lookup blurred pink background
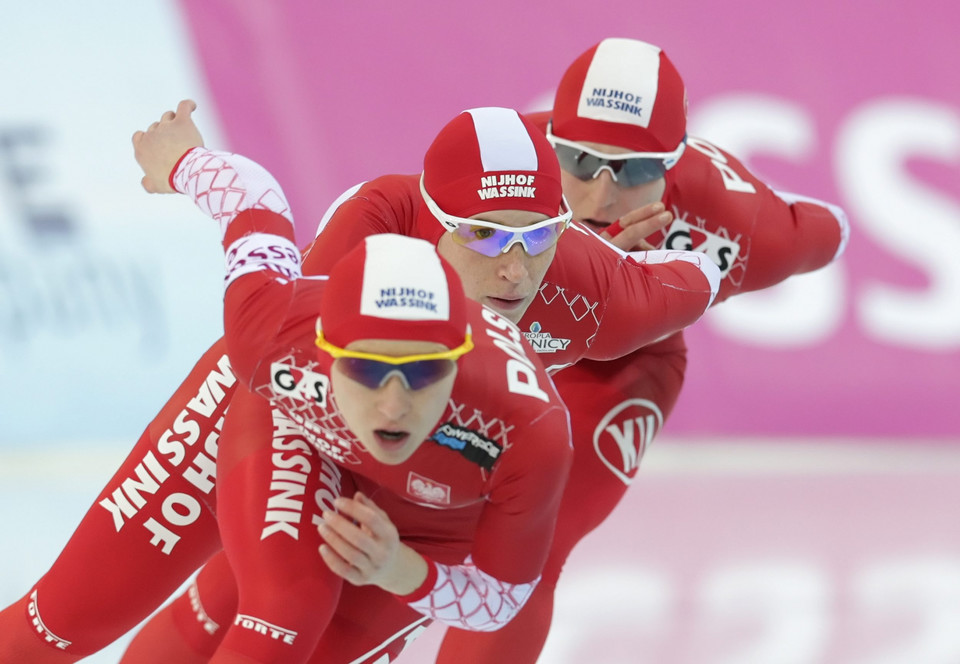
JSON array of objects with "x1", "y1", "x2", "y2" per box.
[{"x1": 178, "y1": 0, "x2": 960, "y2": 438}]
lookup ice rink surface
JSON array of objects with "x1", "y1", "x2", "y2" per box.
[{"x1": 4, "y1": 437, "x2": 960, "y2": 664}]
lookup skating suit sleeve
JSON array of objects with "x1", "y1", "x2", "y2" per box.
[
  {"x1": 169, "y1": 147, "x2": 310, "y2": 391},
  {"x1": 522, "y1": 226, "x2": 721, "y2": 370},
  {"x1": 650, "y1": 136, "x2": 850, "y2": 304}
]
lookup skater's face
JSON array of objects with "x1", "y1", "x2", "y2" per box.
[
  {"x1": 557, "y1": 140, "x2": 667, "y2": 235},
  {"x1": 437, "y1": 209, "x2": 558, "y2": 325},
  {"x1": 330, "y1": 338, "x2": 459, "y2": 465}
]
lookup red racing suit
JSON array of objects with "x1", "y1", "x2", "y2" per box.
[
  {"x1": 303, "y1": 171, "x2": 721, "y2": 370},
  {"x1": 0, "y1": 148, "x2": 574, "y2": 664},
  {"x1": 432, "y1": 114, "x2": 851, "y2": 663},
  {"x1": 0, "y1": 146, "x2": 717, "y2": 664},
  {"x1": 190, "y1": 148, "x2": 575, "y2": 661}
]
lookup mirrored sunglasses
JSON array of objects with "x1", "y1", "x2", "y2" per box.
[
  {"x1": 546, "y1": 123, "x2": 685, "y2": 188},
  {"x1": 316, "y1": 330, "x2": 474, "y2": 390},
  {"x1": 336, "y1": 357, "x2": 455, "y2": 390},
  {"x1": 420, "y1": 175, "x2": 572, "y2": 258}
]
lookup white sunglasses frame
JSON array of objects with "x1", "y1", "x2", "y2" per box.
[
  {"x1": 419, "y1": 174, "x2": 573, "y2": 256},
  {"x1": 545, "y1": 121, "x2": 687, "y2": 171}
]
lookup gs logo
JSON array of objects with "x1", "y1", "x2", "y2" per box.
[
  {"x1": 271, "y1": 362, "x2": 330, "y2": 405},
  {"x1": 663, "y1": 218, "x2": 741, "y2": 275}
]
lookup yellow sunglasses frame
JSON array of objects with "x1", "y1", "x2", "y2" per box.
[{"x1": 315, "y1": 330, "x2": 474, "y2": 365}]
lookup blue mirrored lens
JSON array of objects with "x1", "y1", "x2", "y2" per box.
[
  {"x1": 451, "y1": 224, "x2": 562, "y2": 257},
  {"x1": 337, "y1": 358, "x2": 454, "y2": 390}
]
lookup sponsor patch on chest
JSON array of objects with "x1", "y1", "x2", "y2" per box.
[
  {"x1": 523, "y1": 321, "x2": 572, "y2": 354},
  {"x1": 430, "y1": 422, "x2": 502, "y2": 470}
]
